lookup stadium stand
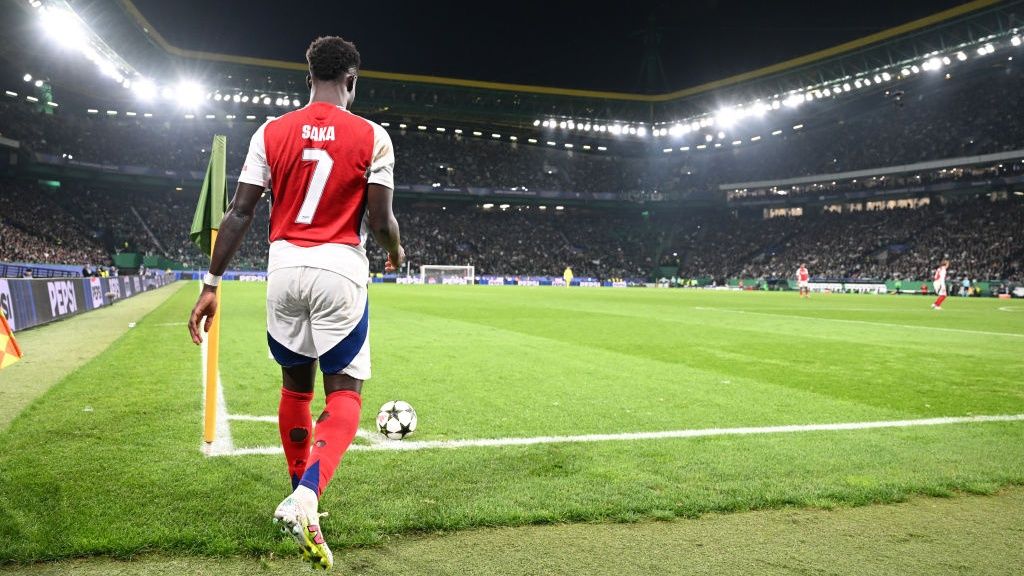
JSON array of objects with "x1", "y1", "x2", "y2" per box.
[{"x1": 1, "y1": 3, "x2": 1023, "y2": 287}]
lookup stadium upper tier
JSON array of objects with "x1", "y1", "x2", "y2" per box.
[{"x1": 2, "y1": 58, "x2": 1023, "y2": 203}]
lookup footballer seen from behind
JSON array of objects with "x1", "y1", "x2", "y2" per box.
[{"x1": 187, "y1": 36, "x2": 404, "y2": 570}]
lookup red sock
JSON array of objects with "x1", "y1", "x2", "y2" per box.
[
  {"x1": 278, "y1": 388, "x2": 313, "y2": 490},
  {"x1": 298, "y1": 390, "x2": 362, "y2": 497},
  {"x1": 934, "y1": 295, "x2": 947, "y2": 307}
]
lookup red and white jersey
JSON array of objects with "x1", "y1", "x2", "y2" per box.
[
  {"x1": 797, "y1": 267, "x2": 809, "y2": 282},
  {"x1": 933, "y1": 265, "x2": 947, "y2": 282},
  {"x1": 238, "y1": 102, "x2": 394, "y2": 284}
]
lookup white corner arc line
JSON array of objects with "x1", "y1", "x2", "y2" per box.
[
  {"x1": 207, "y1": 414, "x2": 1024, "y2": 457},
  {"x1": 694, "y1": 306, "x2": 1024, "y2": 338},
  {"x1": 356, "y1": 428, "x2": 385, "y2": 445},
  {"x1": 227, "y1": 414, "x2": 278, "y2": 423}
]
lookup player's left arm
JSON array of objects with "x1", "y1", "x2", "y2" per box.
[{"x1": 187, "y1": 181, "x2": 264, "y2": 345}]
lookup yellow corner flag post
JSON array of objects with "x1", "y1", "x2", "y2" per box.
[
  {"x1": 0, "y1": 311, "x2": 23, "y2": 370},
  {"x1": 189, "y1": 135, "x2": 228, "y2": 444}
]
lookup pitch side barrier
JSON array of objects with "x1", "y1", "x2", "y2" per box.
[
  {"x1": 718, "y1": 277, "x2": 1013, "y2": 297},
  {"x1": 0, "y1": 273, "x2": 176, "y2": 332},
  {"x1": 173, "y1": 271, "x2": 644, "y2": 288}
]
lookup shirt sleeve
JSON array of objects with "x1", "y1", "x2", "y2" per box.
[
  {"x1": 367, "y1": 122, "x2": 395, "y2": 189},
  {"x1": 238, "y1": 122, "x2": 270, "y2": 188}
]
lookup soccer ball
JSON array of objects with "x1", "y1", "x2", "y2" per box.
[{"x1": 376, "y1": 400, "x2": 417, "y2": 440}]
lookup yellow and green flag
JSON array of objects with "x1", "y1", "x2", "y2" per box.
[
  {"x1": 0, "y1": 311, "x2": 22, "y2": 370},
  {"x1": 189, "y1": 135, "x2": 228, "y2": 254}
]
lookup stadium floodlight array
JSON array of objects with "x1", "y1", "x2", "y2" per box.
[{"x1": 540, "y1": 28, "x2": 1022, "y2": 146}]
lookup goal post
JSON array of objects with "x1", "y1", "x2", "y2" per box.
[{"x1": 420, "y1": 265, "x2": 476, "y2": 285}]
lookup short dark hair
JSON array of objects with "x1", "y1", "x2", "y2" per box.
[{"x1": 306, "y1": 36, "x2": 360, "y2": 81}]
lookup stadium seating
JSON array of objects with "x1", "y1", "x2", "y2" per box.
[{"x1": 1, "y1": 56, "x2": 1022, "y2": 282}]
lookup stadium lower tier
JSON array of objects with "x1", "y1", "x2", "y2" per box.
[{"x1": 1, "y1": 179, "x2": 1021, "y2": 283}]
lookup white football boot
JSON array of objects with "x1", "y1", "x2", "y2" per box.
[{"x1": 273, "y1": 486, "x2": 333, "y2": 570}]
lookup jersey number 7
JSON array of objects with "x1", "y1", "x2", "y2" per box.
[{"x1": 295, "y1": 148, "x2": 334, "y2": 224}]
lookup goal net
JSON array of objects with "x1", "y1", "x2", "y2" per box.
[{"x1": 420, "y1": 265, "x2": 476, "y2": 285}]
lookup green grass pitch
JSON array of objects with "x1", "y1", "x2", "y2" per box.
[{"x1": 0, "y1": 283, "x2": 1022, "y2": 563}]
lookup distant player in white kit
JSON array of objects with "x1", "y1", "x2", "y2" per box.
[
  {"x1": 187, "y1": 36, "x2": 403, "y2": 570},
  {"x1": 796, "y1": 263, "x2": 810, "y2": 298},
  {"x1": 932, "y1": 259, "x2": 950, "y2": 310}
]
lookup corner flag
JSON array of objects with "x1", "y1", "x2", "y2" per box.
[
  {"x1": 190, "y1": 135, "x2": 228, "y2": 253},
  {"x1": 191, "y1": 135, "x2": 228, "y2": 444},
  {"x1": 0, "y1": 311, "x2": 22, "y2": 370}
]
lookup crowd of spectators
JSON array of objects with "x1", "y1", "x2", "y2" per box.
[
  {"x1": 362, "y1": 205, "x2": 656, "y2": 279},
  {"x1": 662, "y1": 198, "x2": 1023, "y2": 282},
  {"x1": 3, "y1": 172, "x2": 1020, "y2": 284},
  {"x1": 0, "y1": 181, "x2": 109, "y2": 265}
]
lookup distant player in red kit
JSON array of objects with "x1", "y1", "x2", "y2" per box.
[
  {"x1": 187, "y1": 36, "x2": 403, "y2": 570},
  {"x1": 932, "y1": 259, "x2": 949, "y2": 310},
  {"x1": 797, "y1": 264, "x2": 810, "y2": 298}
]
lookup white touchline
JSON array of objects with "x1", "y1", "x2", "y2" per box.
[
  {"x1": 206, "y1": 414, "x2": 1024, "y2": 457},
  {"x1": 695, "y1": 306, "x2": 1024, "y2": 338}
]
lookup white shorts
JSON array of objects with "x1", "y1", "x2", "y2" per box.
[
  {"x1": 798, "y1": 280, "x2": 809, "y2": 289},
  {"x1": 933, "y1": 280, "x2": 946, "y2": 296},
  {"x1": 266, "y1": 266, "x2": 370, "y2": 379}
]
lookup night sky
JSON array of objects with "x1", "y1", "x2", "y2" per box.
[{"x1": 132, "y1": 0, "x2": 966, "y2": 93}]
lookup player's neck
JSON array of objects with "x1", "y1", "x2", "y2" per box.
[{"x1": 308, "y1": 84, "x2": 349, "y2": 109}]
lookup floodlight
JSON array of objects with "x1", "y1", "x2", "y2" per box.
[
  {"x1": 174, "y1": 81, "x2": 204, "y2": 108},
  {"x1": 715, "y1": 108, "x2": 738, "y2": 128},
  {"x1": 134, "y1": 78, "x2": 157, "y2": 101},
  {"x1": 40, "y1": 7, "x2": 89, "y2": 51}
]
